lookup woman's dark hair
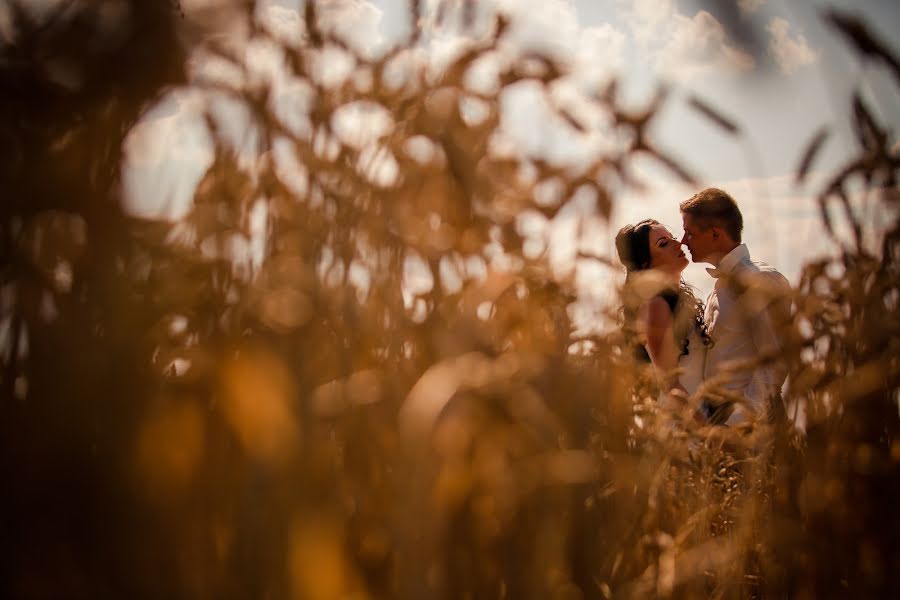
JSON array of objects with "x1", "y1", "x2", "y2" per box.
[
  {"x1": 615, "y1": 219, "x2": 657, "y2": 273},
  {"x1": 615, "y1": 219, "x2": 710, "y2": 359}
]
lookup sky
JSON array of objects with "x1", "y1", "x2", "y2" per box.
[{"x1": 119, "y1": 0, "x2": 900, "y2": 329}]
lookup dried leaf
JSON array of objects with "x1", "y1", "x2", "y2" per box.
[
  {"x1": 304, "y1": 0, "x2": 322, "y2": 47},
  {"x1": 648, "y1": 148, "x2": 698, "y2": 186},
  {"x1": 851, "y1": 91, "x2": 884, "y2": 153},
  {"x1": 687, "y1": 95, "x2": 740, "y2": 136},
  {"x1": 834, "y1": 184, "x2": 863, "y2": 251},
  {"x1": 557, "y1": 107, "x2": 587, "y2": 133},
  {"x1": 795, "y1": 127, "x2": 830, "y2": 185},
  {"x1": 825, "y1": 9, "x2": 900, "y2": 86}
]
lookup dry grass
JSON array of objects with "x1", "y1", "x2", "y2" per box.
[{"x1": 0, "y1": 2, "x2": 897, "y2": 598}]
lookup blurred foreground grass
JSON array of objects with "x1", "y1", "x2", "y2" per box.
[{"x1": 0, "y1": 2, "x2": 898, "y2": 598}]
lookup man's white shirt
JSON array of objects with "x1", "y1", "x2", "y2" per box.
[{"x1": 703, "y1": 244, "x2": 791, "y2": 425}]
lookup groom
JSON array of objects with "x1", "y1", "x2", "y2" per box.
[{"x1": 680, "y1": 188, "x2": 791, "y2": 426}]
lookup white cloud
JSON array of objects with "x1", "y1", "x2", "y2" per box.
[
  {"x1": 655, "y1": 11, "x2": 756, "y2": 80},
  {"x1": 577, "y1": 23, "x2": 627, "y2": 80},
  {"x1": 409, "y1": 1, "x2": 630, "y2": 175},
  {"x1": 259, "y1": 4, "x2": 304, "y2": 47},
  {"x1": 767, "y1": 17, "x2": 819, "y2": 74},
  {"x1": 124, "y1": 91, "x2": 213, "y2": 169},
  {"x1": 307, "y1": 44, "x2": 357, "y2": 88},
  {"x1": 417, "y1": 0, "x2": 628, "y2": 98},
  {"x1": 497, "y1": 0, "x2": 582, "y2": 62},
  {"x1": 122, "y1": 90, "x2": 216, "y2": 220},
  {"x1": 319, "y1": 0, "x2": 384, "y2": 57},
  {"x1": 617, "y1": 1, "x2": 756, "y2": 81},
  {"x1": 424, "y1": 0, "x2": 626, "y2": 76},
  {"x1": 738, "y1": 0, "x2": 766, "y2": 17},
  {"x1": 258, "y1": 0, "x2": 384, "y2": 57},
  {"x1": 424, "y1": 30, "x2": 476, "y2": 77},
  {"x1": 331, "y1": 101, "x2": 394, "y2": 150},
  {"x1": 498, "y1": 1, "x2": 629, "y2": 92},
  {"x1": 618, "y1": 0, "x2": 676, "y2": 47}
]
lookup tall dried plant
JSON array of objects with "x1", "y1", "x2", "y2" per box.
[{"x1": 0, "y1": 2, "x2": 897, "y2": 598}]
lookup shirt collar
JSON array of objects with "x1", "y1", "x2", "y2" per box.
[{"x1": 706, "y1": 244, "x2": 749, "y2": 279}]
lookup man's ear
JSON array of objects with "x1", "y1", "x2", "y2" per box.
[{"x1": 711, "y1": 227, "x2": 719, "y2": 240}]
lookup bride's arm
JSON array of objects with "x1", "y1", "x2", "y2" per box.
[{"x1": 641, "y1": 296, "x2": 688, "y2": 401}]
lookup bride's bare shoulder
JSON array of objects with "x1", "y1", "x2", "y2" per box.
[{"x1": 642, "y1": 295, "x2": 674, "y2": 329}]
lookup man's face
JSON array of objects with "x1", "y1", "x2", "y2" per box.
[{"x1": 680, "y1": 213, "x2": 716, "y2": 263}]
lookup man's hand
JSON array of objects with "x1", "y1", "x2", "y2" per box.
[
  {"x1": 703, "y1": 424, "x2": 744, "y2": 452},
  {"x1": 658, "y1": 387, "x2": 688, "y2": 412},
  {"x1": 690, "y1": 407, "x2": 707, "y2": 425}
]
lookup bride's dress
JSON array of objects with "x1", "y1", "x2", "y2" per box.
[
  {"x1": 647, "y1": 325, "x2": 706, "y2": 427},
  {"x1": 649, "y1": 323, "x2": 706, "y2": 414},
  {"x1": 677, "y1": 325, "x2": 707, "y2": 395}
]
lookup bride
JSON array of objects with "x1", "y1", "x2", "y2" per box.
[{"x1": 615, "y1": 219, "x2": 710, "y2": 417}]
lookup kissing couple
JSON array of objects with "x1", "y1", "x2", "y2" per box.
[{"x1": 616, "y1": 187, "x2": 792, "y2": 427}]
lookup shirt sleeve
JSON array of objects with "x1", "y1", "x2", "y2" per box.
[{"x1": 724, "y1": 269, "x2": 791, "y2": 425}]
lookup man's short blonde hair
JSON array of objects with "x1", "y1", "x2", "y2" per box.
[{"x1": 679, "y1": 188, "x2": 743, "y2": 243}]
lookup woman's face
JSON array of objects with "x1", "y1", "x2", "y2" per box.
[{"x1": 648, "y1": 224, "x2": 688, "y2": 274}]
